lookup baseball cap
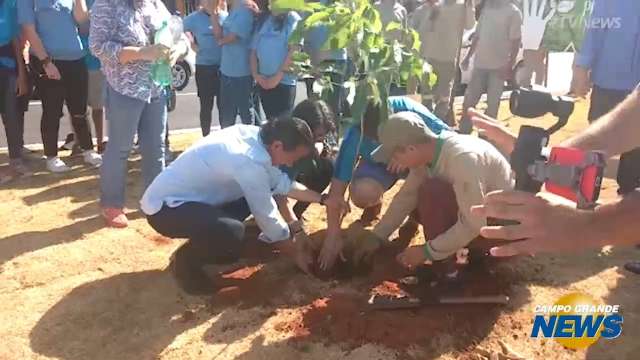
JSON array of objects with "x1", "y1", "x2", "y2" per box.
[{"x1": 371, "y1": 111, "x2": 435, "y2": 163}]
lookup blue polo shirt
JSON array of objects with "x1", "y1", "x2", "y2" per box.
[
  {"x1": 575, "y1": 0, "x2": 640, "y2": 91},
  {"x1": 250, "y1": 12, "x2": 301, "y2": 86},
  {"x1": 17, "y1": 0, "x2": 85, "y2": 61},
  {"x1": 220, "y1": 2, "x2": 254, "y2": 77},
  {"x1": 0, "y1": 0, "x2": 19, "y2": 47},
  {"x1": 183, "y1": 9, "x2": 228, "y2": 66},
  {"x1": 333, "y1": 96, "x2": 450, "y2": 183}
]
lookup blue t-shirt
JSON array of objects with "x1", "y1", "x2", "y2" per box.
[
  {"x1": 183, "y1": 9, "x2": 227, "y2": 66},
  {"x1": 0, "y1": 0, "x2": 19, "y2": 47},
  {"x1": 250, "y1": 12, "x2": 300, "y2": 86},
  {"x1": 220, "y1": 2, "x2": 254, "y2": 77},
  {"x1": 17, "y1": 0, "x2": 85, "y2": 60},
  {"x1": 333, "y1": 96, "x2": 450, "y2": 183}
]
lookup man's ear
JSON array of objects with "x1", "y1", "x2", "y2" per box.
[{"x1": 271, "y1": 140, "x2": 284, "y2": 153}]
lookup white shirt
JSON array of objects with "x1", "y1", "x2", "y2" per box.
[{"x1": 140, "y1": 125, "x2": 292, "y2": 243}]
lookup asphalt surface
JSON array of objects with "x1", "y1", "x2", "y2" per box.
[
  {"x1": 2, "y1": 52, "x2": 574, "y2": 149},
  {"x1": 2, "y1": 80, "x2": 309, "y2": 148}
]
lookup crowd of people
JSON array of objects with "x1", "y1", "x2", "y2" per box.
[{"x1": 0, "y1": 0, "x2": 639, "y2": 294}]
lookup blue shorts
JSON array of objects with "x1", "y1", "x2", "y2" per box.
[{"x1": 352, "y1": 160, "x2": 406, "y2": 190}]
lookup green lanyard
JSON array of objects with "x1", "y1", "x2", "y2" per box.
[{"x1": 428, "y1": 134, "x2": 445, "y2": 173}]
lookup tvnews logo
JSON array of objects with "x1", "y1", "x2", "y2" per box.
[{"x1": 531, "y1": 293, "x2": 623, "y2": 349}]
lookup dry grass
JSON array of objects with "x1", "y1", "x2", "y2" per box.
[{"x1": 0, "y1": 98, "x2": 638, "y2": 360}]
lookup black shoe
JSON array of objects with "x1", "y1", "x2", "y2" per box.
[
  {"x1": 170, "y1": 244, "x2": 218, "y2": 295},
  {"x1": 624, "y1": 261, "x2": 640, "y2": 275}
]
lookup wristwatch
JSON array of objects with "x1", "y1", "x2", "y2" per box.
[
  {"x1": 320, "y1": 193, "x2": 329, "y2": 206},
  {"x1": 41, "y1": 56, "x2": 52, "y2": 66}
]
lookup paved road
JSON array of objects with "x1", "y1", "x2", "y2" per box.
[
  {"x1": 2, "y1": 80, "x2": 309, "y2": 148},
  {"x1": 2, "y1": 52, "x2": 574, "y2": 149}
]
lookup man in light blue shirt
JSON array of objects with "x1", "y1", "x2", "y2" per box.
[
  {"x1": 573, "y1": 0, "x2": 640, "y2": 194},
  {"x1": 142, "y1": 117, "x2": 347, "y2": 295}
]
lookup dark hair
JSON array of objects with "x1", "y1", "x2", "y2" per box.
[
  {"x1": 260, "y1": 117, "x2": 314, "y2": 152},
  {"x1": 363, "y1": 99, "x2": 383, "y2": 140},
  {"x1": 292, "y1": 99, "x2": 336, "y2": 136}
]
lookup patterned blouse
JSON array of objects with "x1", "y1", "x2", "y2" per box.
[{"x1": 89, "y1": 0, "x2": 171, "y2": 102}]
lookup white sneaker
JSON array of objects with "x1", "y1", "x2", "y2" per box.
[
  {"x1": 46, "y1": 157, "x2": 71, "y2": 173},
  {"x1": 83, "y1": 150, "x2": 102, "y2": 167}
]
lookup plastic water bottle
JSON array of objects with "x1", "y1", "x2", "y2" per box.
[{"x1": 151, "y1": 16, "x2": 184, "y2": 87}]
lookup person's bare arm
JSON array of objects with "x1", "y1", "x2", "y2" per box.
[
  {"x1": 21, "y1": 25, "x2": 48, "y2": 60},
  {"x1": 185, "y1": 32, "x2": 198, "y2": 52},
  {"x1": 471, "y1": 190, "x2": 640, "y2": 256},
  {"x1": 275, "y1": 195, "x2": 297, "y2": 224},
  {"x1": 325, "y1": 178, "x2": 349, "y2": 239},
  {"x1": 73, "y1": 0, "x2": 90, "y2": 24},
  {"x1": 562, "y1": 89, "x2": 640, "y2": 156},
  {"x1": 210, "y1": 11, "x2": 237, "y2": 45},
  {"x1": 13, "y1": 37, "x2": 29, "y2": 96}
]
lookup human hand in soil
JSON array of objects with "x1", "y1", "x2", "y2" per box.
[
  {"x1": 469, "y1": 108, "x2": 516, "y2": 154},
  {"x1": 322, "y1": 194, "x2": 350, "y2": 218},
  {"x1": 470, "y1": 190, "x2": 593, "y2": 256},
  {"x1": 293, "y1": 231, "x2": 316, "y2": 275},
  {"x1": 352, "y1": 232, "x2": 384, "y2": 266},
  {"x1": 396, "y1": 245, "x2": 431, "y2": 269},
  {"x1": 318, "y1": 234, "x2": 346, "y2": 271}
]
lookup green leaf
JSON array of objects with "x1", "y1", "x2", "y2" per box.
[
  {"x1": 304, "y1": 11, "x2": 332, "y2": 27},
  {"x1": 410, "y1": 29, "x2": 421, "y2": 52},
  {"x1": 271, "y1": 0, "x2": 307, "y2": 12},
  {"x1": 271, "y1": 0, "x2": 325, "y2": 12},
  {"x1": 385, "y1": 21, "x2": 402, "y2": 32}
]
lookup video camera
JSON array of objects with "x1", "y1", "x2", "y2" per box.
[{"x1": 508, "y1": 87, "x2": 605, "y2": 209}]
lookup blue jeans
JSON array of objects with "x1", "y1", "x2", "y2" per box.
[
  {"x1": 259, "y1": 83, "x2": 296, "y2": 120},
  {"x1": 100, "y1": 85, "x2": 167, "y2": 208},
  {"x1": 219, "y1": 74, "x2": 255, "y2": 128}
]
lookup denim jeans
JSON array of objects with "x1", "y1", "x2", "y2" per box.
[
  {"x1": 219, "y1": 74, "x2": 255, "y2": 128},
  {"x1": 100, "y1": 85, "x2": 167, "y2": 208},
  {"x1": 31, "y1": 58, "x2": 94, "y2": 157},
  {"x1": 259, "y1": 83, "x2": 296, "y2": 120}
]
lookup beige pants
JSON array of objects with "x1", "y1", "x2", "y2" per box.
[
  {"x1": 428, "y1": 59, "x2": 456, "y2": 119},
  {"x1": 459, "y1": 68, "x2": 505, "y2": 133}
]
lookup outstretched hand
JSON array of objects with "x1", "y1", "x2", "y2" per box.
[
  {"x1": 470, "y1": 190, "x2": 591, "y2": 257},
  {"x1": 468, "y1": 108, "x2": 517, "y2": 154}
]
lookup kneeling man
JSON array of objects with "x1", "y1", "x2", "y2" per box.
[
  {"x1": 141, "y1": 118, "x2": 347, "y2": 295},
  {"x1": 354, "y1": 112, "x2": 514, "y2": 269}
]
